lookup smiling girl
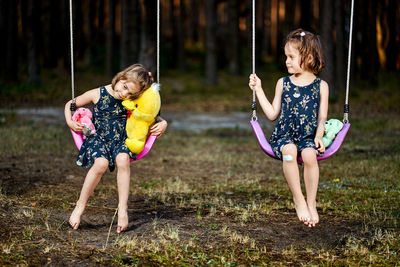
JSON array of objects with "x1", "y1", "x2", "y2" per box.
[{"x1": 64, "y1": 64, "x2": 167, "y2": 233}]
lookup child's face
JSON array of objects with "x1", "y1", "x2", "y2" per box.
[
  {"x1": 284, "y1": 43, "x2": 303, "y2": 75},
  {"x1": 114, "y1": 79, "x2": 140, "y2": 100}
]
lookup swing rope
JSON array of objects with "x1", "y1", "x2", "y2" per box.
[
  {"x1": 157, "y1": 0, "x2": 160, "y2": 84},
  {"x1": 251, "y1": 0, "x2": 257, "y2": 121},
  {"x1": 251, "y1": 0, "x2": 354, "y2": 124},
  {"x1": 69, "y1": 0, "x2": 75, "y2": 111},
  {"x1": 344, "y1": 0, "x2": 354, "y2": 123}
]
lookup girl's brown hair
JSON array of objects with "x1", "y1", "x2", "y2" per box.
[
  {"x1": 111, "y1": 64, "x2": 154, "y2": 100},
  {"x1": 285, "y1": 29, "x2": 325, "y2": 74}
]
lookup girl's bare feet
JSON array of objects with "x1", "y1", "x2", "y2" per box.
[
  {"x1": 117, "y1": 206, "x2": 129, "y2": 233},
  {"x1": 294, "y1": 198, "x2": 311, "y2": 226},
  {"x1": 307, "y1": 202, "x2": 319, "y2": 227},
  {"x1": 69, "y1": 202, "x2": 85, "y2": 230}
]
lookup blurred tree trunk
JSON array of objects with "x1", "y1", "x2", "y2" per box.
[
  {"x1": 42, "y1": 0, "x2": 61, "y2": 68},
  {"x1": 246, "y1": 0, "x2": 252, "y2": 67},
  {"x1": 276, "y1": 0, "x2": 284, "y2": 62},
  {"x1": 320, "y1": 0, "x2": 335, "y2": 97},
  {"x1": 76, "y1": 1, "x2": 86, "y2": 60},
  {"x1": 334, "y1": 0, "x2": 345, "y2": 91},
  {"x1": 300, "y1": 0, "x2": 311, "y2": 30},
  {"x1": 106, "y1": 0, "x2": 116, "y2": 76},
  {"x1": 87, "y1": 0, "x2": 97, "y2": 65},
  {"x1": 188, "y1": 0, "x2": 200, "y2": 43},
  {"x1": 264, "y1": 0, "x2": 272, "y2": 56},
  {"x1": 169, "y1": 0, "x2": 186, "y2": 71},
  {"x1": 140, "y1": 0, "x2": 157, "y2": 75},
  {"x1": 270, "y1": 0, "x2": 278, "y2": 56},
  {"x1": 177, "y1": 0, "x2": 186, "y2": 72},
  {"x1": 386, "y1": 0, "x2": 399, "y2": 71},
  {"x1": 60, "y1": 0, "x2": 69, "y2": 70},
  {"x1": 170, "y1": 0, "x2": 178, "y2": 68},
  {"x1": 284, "y1": 0, "x2": 295, "y2": 32},
  {"x1": 88, "y1": 0, "x2": 105, "y2": 66},
  {"x1": 359, "y1": 0, "x2": 379, "y2": 85},
  {"x1": 120, "y1": 0, "x2": 140, "y2": 70},
  {"x1": 257, "y1": 0, "x2": 266, "y2": 68},
  {"x1": 97, "y1": 0, "x2": 105, "y2": 42},
  {"x1": 26, "y1": 0, "x2": 41, "y2": 84},
  {"x1": 205, "y1": 0, "x2": 217, "y2": 85},
  {"x1": 227, "y1": 0, "x2": 239, "y2": 75},
  {"x1": 0, "y1": 0, "x2": 5, "y2": 80},
  {"x1": 0, "y1": 0, "x2": 18, "y2": 82}
]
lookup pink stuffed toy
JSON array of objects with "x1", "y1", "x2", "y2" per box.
[{"x1": 71, "y1": 107, "x2": 96, "y2": 138}]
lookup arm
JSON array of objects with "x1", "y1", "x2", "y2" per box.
[
  {"x1": 64, "y1": 88, "x2": 100, "y2": 132},
  {"x1": 314, "y1": 80, "x2": 329, "y2": 152},
  {"x1": 249, "y1": 74, "x2": 283, "y2": 121},
  {"x1": 149, "y1": 116, "x2": 167, "y2": 137}
]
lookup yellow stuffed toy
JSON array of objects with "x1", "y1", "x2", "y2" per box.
[{"x1": 122, "y1": 83, "x2": 161, "y2": 154}]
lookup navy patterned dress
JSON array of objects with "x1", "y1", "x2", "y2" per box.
[
  {"x1": 76, "y1": 86, "x2": 135, "y2": 171},
  {"x1": 270, "y1": 76, "x2": 321, "y2": 159}
]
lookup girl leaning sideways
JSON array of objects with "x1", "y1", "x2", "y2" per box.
[
  {"x1": 64, "y1": 64, "x2": 167, "y2": 233},
  {"x1": 249, "y1": 29, "x2": 329, "y2": 227}
]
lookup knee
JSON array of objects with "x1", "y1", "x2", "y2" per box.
[
  {"x1": 281, "y1": 144, "x2": 297, "y2": 163},
  {"x1": 301, "y1": 148, "x2": 317, "y2": 166},
  {"x1": 116, "y1": 153, "x2": 130, "y2": 170},
  {"x1": 93, "y1": 157, "x2": 109, "y2": 174}
]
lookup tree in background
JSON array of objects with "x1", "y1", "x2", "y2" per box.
[
  {"x1": 205, "y1": 0, "x2": 217, "y2": 85},
  {"x1": 120, "y1": 0, "x2": 140, "y2": 70},
  {"x1": 1, "y1": 0, "x2": 399, "y2": 93},
  {"x1": 320, "y1": 0, "x2": 334, "y2": 97},
  {"x1": 0, "y1": 0, "x2": 19, "y2": 82}
]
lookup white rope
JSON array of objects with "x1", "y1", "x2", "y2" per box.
[
  {"x1": 344, "y1": 0, "x2": 354, "y2": 123},
  {"x1": 157, "y1": 0, "x2": 160, "y2": 84},
  {"x1": 252, "y1": 0, "x2": 255, "y2": 75},
  {"x1": 251, "y1": 0, "x2": 257, "y2": 121},
  {"x1": 69, "y1": 0, "x2": 75, "y2": 101}
]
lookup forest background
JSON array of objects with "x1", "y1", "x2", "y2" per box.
[
  {"x1": 1, "y1": 0, "x2": 399, "y2": 109},
  {"x1": 1, "y1": 0, "x2": 400, "y2": 265}
]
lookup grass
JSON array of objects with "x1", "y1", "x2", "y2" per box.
[
  {"x1": 0, "y1": 116, "x2": 399, "y2": 265},
  {"x1": 0, "y1": 69, "x2": 400, "y2": 265}
]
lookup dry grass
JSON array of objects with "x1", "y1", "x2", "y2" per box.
[{"x1": 1, "y1": 78, "x2": 400, "y2": 265}]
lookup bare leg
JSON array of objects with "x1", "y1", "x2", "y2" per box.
[
  {"x1": 115, "y1": 153, "x2": 131, "y2": 233},
  {"x1": 281, "y1": 144, "x2": 311, "y2": 226},
  {"x1": 302, "y1": 148, "x2": 319, "y2": 227},
  {"x1": 69, "y1": 157, "x2": 109, "y2": 229}
]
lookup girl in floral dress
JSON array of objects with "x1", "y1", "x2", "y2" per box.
[
  {"x1": 249, "y1": 29, "x2": 329, "y2": 227},
  {"x1": 64, "y1": 64, "x2": 167, "y2": 233}
]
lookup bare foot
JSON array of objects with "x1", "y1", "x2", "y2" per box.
[
  {"x1": 294, "y1": 199, "x2": 311, "y2": 226},
  {"x1": 117, "y1": 206, "x2": 129, "y2": 233},
  {"x1": 69, "y1": 202, "x2": 85, "y2": 230},
  {"x1": 307, "y1": 202, "x2": 319, "y2": 227}
]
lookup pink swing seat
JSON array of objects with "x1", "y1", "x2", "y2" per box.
[
  {"x1": 70, "y1": 130, "x2": 157, "y2": 162},
  {"x1": 250, "y1": 120, "x2": 350, "y2": 163}
]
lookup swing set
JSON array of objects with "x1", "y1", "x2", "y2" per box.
[
  {"x1": 68, "y1": 0, "x2": 353, "y2": 163},
  {"x1": 249, "y1": 0, "x2": 354, "y2": 163},
  {"x1": 68, "y1": 0, "x2": 161, "y2": 161}
]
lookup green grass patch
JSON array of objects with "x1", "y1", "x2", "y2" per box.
[{"x1": 0, "y1": 69, "x2": 399, "y2": 265}]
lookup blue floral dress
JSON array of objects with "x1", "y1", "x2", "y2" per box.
[
  {"x1": 270, "y1": 76, "x2": 321, "y2": 159},
  {"x1": 76, "y1": 86, "x2": 135, "y2": 171}
]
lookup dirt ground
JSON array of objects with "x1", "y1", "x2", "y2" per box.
[{"x1": 0, "y1": 129, "x2": 376, "y2": 266}]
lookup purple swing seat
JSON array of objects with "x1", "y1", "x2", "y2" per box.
[
  {"x1": 250, "y1": 120, "x2": 350, "y2": 163},
  {"x1": 70, "y1": 130, "x2": 157, "y2": 162}
]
